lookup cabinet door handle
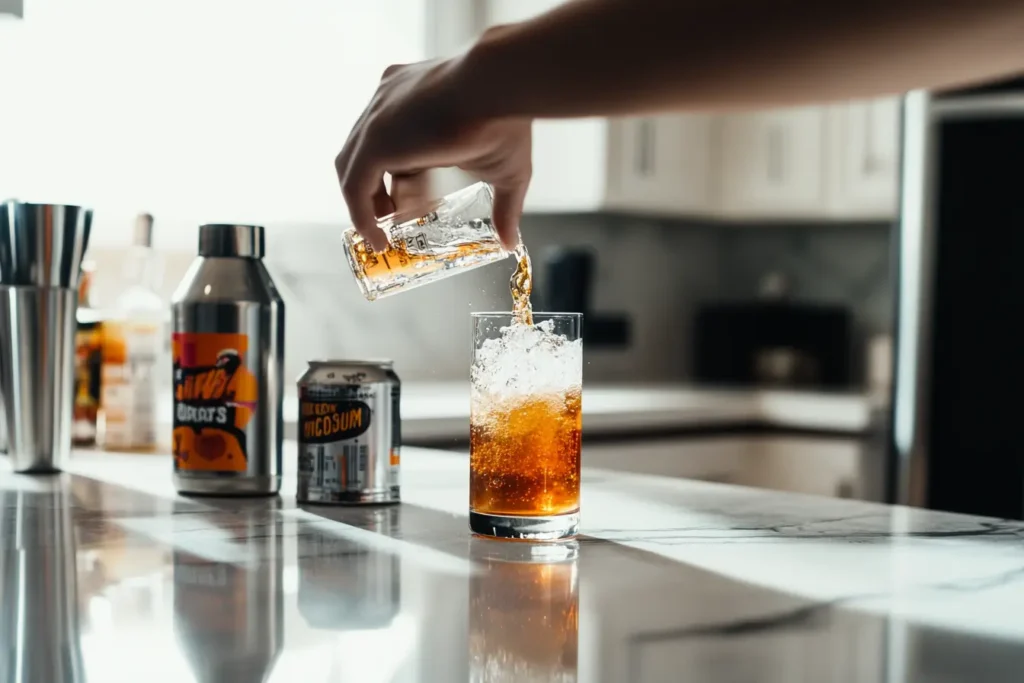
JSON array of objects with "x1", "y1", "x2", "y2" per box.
[
  {"x1": 767, "y1": 124, "x2": 785, "y2": 183},
  {"x1": 635, "y1": 119, "x2": 656, "y2": 177},
  {"x1": 862, "y1": 104, "x2": 884, "y2": 175}
]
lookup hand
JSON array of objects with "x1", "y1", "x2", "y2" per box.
[{"x1": 336, "y1": 58, "x2": 532, "y2": 252}]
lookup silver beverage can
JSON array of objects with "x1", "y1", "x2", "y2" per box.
[
  {"x1": 170, "y1": 224, "x2": 285, "y2": 496},
  {"x1": 296, "y1": 360, "x2": 400, "y2": 504}
]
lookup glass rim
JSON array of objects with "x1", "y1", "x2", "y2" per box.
[{"x1": 470, "y1": 311, "x2": 583, "y2": 319}]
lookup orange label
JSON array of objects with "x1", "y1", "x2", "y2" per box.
[{"x1": 172, "y1": 333, "x2": 258, "y2": 473}]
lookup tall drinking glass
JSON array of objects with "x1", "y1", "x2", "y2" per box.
[{"x1": 470, "y1": 312, "x2": 583, "y2": 540}]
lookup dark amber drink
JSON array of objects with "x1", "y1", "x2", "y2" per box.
[
  {"x1": 470, "y1": 390, "x2": 582, "y2": 517},
  {"x1": 470, "y1": 313, "x2": 583, "y2": 540}
]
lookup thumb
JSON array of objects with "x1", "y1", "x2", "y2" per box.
[{"x1": 491, "y1": 181, "x2": 528, "y2": 251}]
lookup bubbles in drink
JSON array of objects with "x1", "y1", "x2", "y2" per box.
[
  {"x1": 471, "y1": 319, "x2": 582, "y2": 400},
  {"x1": 470, "y1": 319, "x2": 583, "y2": 518}
]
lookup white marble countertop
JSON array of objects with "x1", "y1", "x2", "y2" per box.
[
  {"x1": 2, "y1": 445, "x2": 1021, "y2": 682},
  {"x1": 162, "y1": 383, "x2": 885, "y2": 445}
]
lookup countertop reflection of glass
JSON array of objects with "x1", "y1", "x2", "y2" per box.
[
  {"x1": 468, "y1": 539, "x2": 579, "y2": 683},
  {"x1": 0, "y1": 481, "x2": 86, "y2": 683}
]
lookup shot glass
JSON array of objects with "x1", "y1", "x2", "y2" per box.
[
  {"x1": 343, "y1": 182, "x2": 514, "y2": 301},
  {"x1": 469, "y1": 312, "x2": 583, "y2": 540}
]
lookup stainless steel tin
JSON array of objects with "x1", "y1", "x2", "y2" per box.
[
  {"x1": 0, "y1": 286, "x2": 78, "y2": 473},
  {"x1": 0, "y1": 201, "x2": 92, "y2": 288},
  {"x1": 296, "y1": 360, "x2": 400, "y2": 504},
  {"x1": 170, "y1": 224, "x2": 285, "y2": 496}
]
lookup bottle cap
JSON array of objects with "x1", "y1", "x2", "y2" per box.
[
  {"x1": 198, "y1": 224, "x2": 265, "y2": 258},
  {"x1": 133, "y1": 213, "x2": 154, "y2": 248}
]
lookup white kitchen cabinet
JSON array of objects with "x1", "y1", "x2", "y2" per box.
[
  {"x1": 826, "y1": 97, "x2": 901, "y2": 219},
  {"x1": 716, "y1": 107, "x2": 828, "y2": 219},
  {"x1": 605, "y1": 114, "x2": 716, "y2": 215},
  {"x1": 519, "y1": 115, "x2": 714, "y2": 215},
  {"x1": 480, "y1": 0, "x2": 715, "y2": 216},
  {"x1": 716, "y1": 98, "x2": 900, "y2": 221},
  {"x1": 524, "y1": 99, "x2": 898, "y2": 219},
  {"x1": 457, "y1": 1, "x2": 902, "y2": 222}
]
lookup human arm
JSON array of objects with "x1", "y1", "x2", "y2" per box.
[
  {"x1": 337, "y1": 0, "x2": 1024, "y2": 250},
  {"x1": 463, "y1": 0, "x2": 1024, "y2": 117}
]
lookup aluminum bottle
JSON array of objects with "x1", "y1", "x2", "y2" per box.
[{"x1": 170, "y1": 224, "x2": 284, "y2": 496}]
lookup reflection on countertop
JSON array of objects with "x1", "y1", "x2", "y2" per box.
[{"x1": 3, "y1": 445, "x2": 1022, "y2": 682}]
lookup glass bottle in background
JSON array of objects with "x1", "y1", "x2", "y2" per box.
[
  {"x1": 72, "y1": 261, "x2": 103, "y2": 447},
  {"x1": 99, "y1": 213, "x2": 165, "y2": 452}
]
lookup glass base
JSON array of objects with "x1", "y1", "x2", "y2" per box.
[{"x1": 470, "y1": 510, "x2": 579, "y2": 541}]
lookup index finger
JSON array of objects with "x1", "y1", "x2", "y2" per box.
[{"x1": 338, "y1": 155, "x2": 390, "y2": 252}]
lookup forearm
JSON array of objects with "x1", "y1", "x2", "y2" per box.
[{"x1": 458, "y1": 0, "x2": 1024, "y2": 118}]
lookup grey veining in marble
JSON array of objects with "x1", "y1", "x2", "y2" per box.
[{"x1": 2, "y1": 445, "x2": 1023, "y2": 682}]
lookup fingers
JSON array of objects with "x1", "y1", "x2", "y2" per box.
[
  {"x1": 390, "y1": 172, "x2": 432, "y2": 214},
  {"x1": 372, "y1": 179, "x2": 396, "y2": 218},
  {"x1": 337, "y1": 94, "x2": 392, "y2": 251},
  {"x1": 339, "y1": 155, "x2": 390, "y2": 252},
  {"x1": 491, "y1": 180, "x2": 528, "y2": 252},
  {"x1": 336, "y1": 110, "x2": 390, "y2": 251},
  {"x1": 381, "y1": 63, "x2": 406, "y2": 79}
]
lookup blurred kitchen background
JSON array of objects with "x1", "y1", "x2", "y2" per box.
[{"x1": 0, "y1": 0, "x2": 899, "y2": 501}]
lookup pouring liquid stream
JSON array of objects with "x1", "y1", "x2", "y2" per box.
[{"x1": 510, "y1": 244, "x2": 534, "y2": 326}]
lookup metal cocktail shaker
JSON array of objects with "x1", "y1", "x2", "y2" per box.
[{"x1": 0, "y1": 201, "x2": 92, "y2": 473}]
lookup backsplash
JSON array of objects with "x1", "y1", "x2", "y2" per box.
[{"x1": 85, "y1": 215, "x2": 892, "y2": 387}]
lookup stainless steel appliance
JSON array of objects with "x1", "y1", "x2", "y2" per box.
[
  {"x1": 892, "y1": 76, "x2": 1024, "y2": 519},
  {"x1": 693, "y1": 300, "x2": 853, "y2": 389},
  {"x1": 0, "y1": 201, "x2": 92, "y2": 472},
  {"x1": 540, "y1": 247, "x2": 630, "y2": 348}
]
